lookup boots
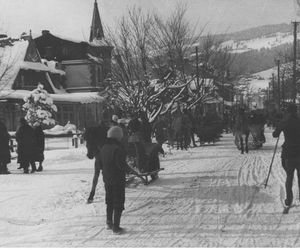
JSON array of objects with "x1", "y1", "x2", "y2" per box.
[
  {"x1": 112, "y1": 209, "x2": 124, "y2": 234},
  {"x1": 30, "y1": 161, "x2": 37, "y2": 173},
  {"x1": 37, "y1": 165, "x2": 43, "y2": 172},
  {"x1": 106, "y1": 205, "x2": 113, "y2": 230}
]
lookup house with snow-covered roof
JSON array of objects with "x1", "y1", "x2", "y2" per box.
[
  {"x1": 34, "y1": 0, "x2": 113, "y2": 93},
  {"x1": 0, "y1": 33, "x2": 105, "y2": 130},
  {"x1": 0, "y1": 0, "x2": 111, "y2": 131}
]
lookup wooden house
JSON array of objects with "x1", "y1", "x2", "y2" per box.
[{"x1": 0, "y1": 0, "x2": 111, "y2": 131}]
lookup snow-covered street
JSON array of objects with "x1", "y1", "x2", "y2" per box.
[{"x1": 1, "y1": 129, "x2": 299, "y2": 247}]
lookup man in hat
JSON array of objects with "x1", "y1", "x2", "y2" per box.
[
  {"x1": 98, "y1": 126, "x2": 129, "y2": 234},
  {"x1": 273, "y1": 103, "x2": 300, "y2": 207}
]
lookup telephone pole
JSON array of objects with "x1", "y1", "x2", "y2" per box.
[
  {"x1": 277, "y1": 59, "x2": 281, "y2": 109},
  {"x1": 195, "y1": 46, "x2": 199, "y2": 87}
]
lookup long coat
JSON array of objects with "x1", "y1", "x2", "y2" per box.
[
  {"x1": 16, "y1": 124, "x2": 36, "y2": 163},
  {"x1": 99, "y1": 138, "x2": 128, "y2": 186},
  {"x1": 34, "y1": 126, "x2": 45, "y2": 162},
  {"x1": 0, "y1": 122, "x2": 11, "y2": 164}
]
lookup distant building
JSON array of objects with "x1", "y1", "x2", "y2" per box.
[{"x1": 0, "y1": 0, "x2": 111, "y2": 130}]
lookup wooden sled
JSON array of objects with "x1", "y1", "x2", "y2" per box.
[
  {"x1": 126, "y1": 165, "x2": 164, "y2": 185},
  {"x1": 137, "y1": 168, "x2": 164, "y2": 185}
]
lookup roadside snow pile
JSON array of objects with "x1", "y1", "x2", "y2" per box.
[{"x1": 43, "y1": 121, "x2": 77, "y2": 136}]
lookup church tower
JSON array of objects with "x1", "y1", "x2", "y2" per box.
[{"x1": 89, "y1": 0, "x2": 104, "y2": 42}]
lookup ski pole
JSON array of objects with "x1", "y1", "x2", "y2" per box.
[{"x1": 264, "y1": 135, "x2": 280, "y2": 188}]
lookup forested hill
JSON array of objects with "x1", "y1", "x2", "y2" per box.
[
  {"x1": 216, "y1": 23, "x2": 292, "y2": 42},
  {"x1": 211, "y1": 23, "x2": 295, "y2": 76}
]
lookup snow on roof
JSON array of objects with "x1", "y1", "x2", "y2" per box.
[
  {"x1": 0, "y1": 39, "x2": 65, "y2": 91},
  {"x1": 34, "y1": 32, "x2": 86, "y2": 44},
  {"x1": 89, "y1": 38, "x2": 111, "y2": 47},
  {"x1": 0, "y1": 89, "x2": 105, "y2": 104},
  {"x1": 43, "y1": 60, "x2": 65, "y2": 75},
  {"x1": 34, "y1": 32, "x2": 111, "y2": 48},
  {"x1": 0, "y1": 40, "x2": 28, "y2": 90},
  {"x1": 87, "y1": 53, "x2": 103, "y2": 63},
  {"x1": 51, "y1": 92, "x2": 104, "y2": 103},
  {"x1": 21, "y1": 61, "x2": 52, "y2": 72}
]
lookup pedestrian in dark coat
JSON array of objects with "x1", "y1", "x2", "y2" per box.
[
  {"x1": 34, "y1": 125, "x2": 45, "y2": 172},
  {"x1": 16, "y1": 118, "x2": 37, "y2": 174},
  {"x1": 139, "y1": 113, "x2": 152, "y2": 143},
  {"x1": 99, "y1": 126, "x2": 130, "y2": 234},
  {"x1": 273, "y1": 103, "x2": 300, "y2": 206},
  {"x1": 0, "y1": 121, "x2": 11, "y2": 174},
  {"x1": 152, "y1": 116, "x2": 167, "y2": 146}
]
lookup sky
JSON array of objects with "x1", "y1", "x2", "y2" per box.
[{"x1": 0, "y1": 0, "x2": 298, "y2": 41}]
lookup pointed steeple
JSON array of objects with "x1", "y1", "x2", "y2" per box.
[{"x1": 89, "y1": 0, "x2": 104, "y2": 42}]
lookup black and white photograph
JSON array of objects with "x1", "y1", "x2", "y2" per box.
[{"x1": 1, "y1": 0, "x2": 300, "y2": 247}]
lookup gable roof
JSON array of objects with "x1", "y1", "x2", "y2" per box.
[
  {"x1": 0, "y1": 38, "x2": 65, "y2": 92},
  {"x1": 0, "y1": 40, "x2": 28, "y2": 90}
]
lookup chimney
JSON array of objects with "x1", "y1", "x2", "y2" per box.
[{"x1": 42, "y1": 30, "x2": 50, "y2": 36}]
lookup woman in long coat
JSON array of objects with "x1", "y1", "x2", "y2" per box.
[
  {"x1": 16, "y1": 118, "x2": 37, "y2": 173},
  {"x1": 0, "y1": 121, "x2": 11, "y2": 174},
  {"x1": 34, "y1": 125, "x2": 45, "y2": 172}
]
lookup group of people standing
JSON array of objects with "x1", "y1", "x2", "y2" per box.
[{"x1": 0, "y1": 118, "x2": 45, "y2": 174}]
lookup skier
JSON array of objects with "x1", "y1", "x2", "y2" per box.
[
  {"x1": 273, "y1": 103, "x2": 300, "y2": 207},
  {"x1": 34, "y1": 125, "x2": 45, "y2": 172},
  {"x1": 16, "y1": 118, "x2": 37, "y2": 173},
  {"x1": 99, "y1": 126, "x2": 130, "y2": 234},
  {"x1": 0, "y1": 121, "x2": 11, "y2": 174}
]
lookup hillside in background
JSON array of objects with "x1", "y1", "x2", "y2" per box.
[
  {"x1": 211, "y1": 23, "x2": 295, "y2": 76},
  {"x1": 216, "y1": 23, "x2": 292, "y2": 42}
]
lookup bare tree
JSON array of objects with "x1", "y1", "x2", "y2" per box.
[{"x1": 103, "y1": 4, "x2": 235, "y2": 121}]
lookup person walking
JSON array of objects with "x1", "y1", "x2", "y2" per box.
[
  {"x1": 99, "y1": 126, "x2": 130, "y2": 234},
  {"x1": 153, "y1": 115, "x2": 167, "y2": 146},
  {"x1": 16, "y1": 118, "x2": 37, "y2": 174},
  {"x1": 273, "y1": 103, "x2": 300, "y2": 207},
  {"x1": 0, "y1": 121, "x2": 11, "y2": 174},
  {"x1": 34, "y1": 125, "x2": 45, "y2": 172},
  {"x1": 139, "y1": 112, "x2": 152, "y2": 143}
]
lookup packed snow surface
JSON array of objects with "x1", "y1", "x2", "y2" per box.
[{"x1": 1, "y1": 130, "x2": 300, "y2": 247}]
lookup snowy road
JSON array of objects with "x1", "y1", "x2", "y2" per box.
[{"x1": 1, "y1": 130, "x2": 300, "y2": 247}]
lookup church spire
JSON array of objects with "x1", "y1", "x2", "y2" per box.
[{"x1": 89, "y1": 0, "x2": 104, "y2": 42}]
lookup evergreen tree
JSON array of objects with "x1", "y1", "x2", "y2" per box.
[{"x1": 22, "y1": 84, "x2": 57, "y2": 127}]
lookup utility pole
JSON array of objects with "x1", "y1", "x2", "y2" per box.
[
  {"x1": 277, "y1": 59, "x2": 281, "y2": 110},
  {"x1": 292, "y1": 21, "x2": 299, "y2": 103},
  {"x1": 272, "y1": 73, "x2": 275, "y2": 103},
  {"x1": 281, "y1": 73, "x2": 285, "y2": 106}
]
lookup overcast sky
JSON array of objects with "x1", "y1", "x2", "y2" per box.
[{"x1": 0, "y1": 0, "x2": 298, "y2": 41}]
